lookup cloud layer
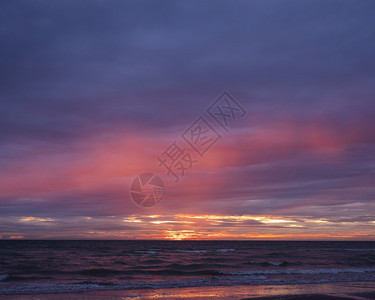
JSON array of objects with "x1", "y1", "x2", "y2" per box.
[{"x1": 0, "y1": 0, "x2": 374, "y2": 239}]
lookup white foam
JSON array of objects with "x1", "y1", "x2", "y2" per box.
[
  {"x1": 267, "y1": 261, "x2": 284, "y2": 266},
  {"x1": 1, "y1": 274, "x2": 375, "y2": 295},
  {"x1": 175, "y1": 250, "x2": 208, "y2": 253},
  {"x1": 134, "y1": 250, "x2": 158, "y2": 254},
  {"x1": 344, "y1": 248, "x2": 375, "y2": 252},
  {"x1": 224, "y1": 267, "x2": 375, "y2": 276},
  {"x1": 0, "y1": 274, "x2": 9, "y2": 281}
]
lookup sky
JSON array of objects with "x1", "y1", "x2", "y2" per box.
[{"x1": 0, "y1": 0, "x2": 374, "y2": 240}]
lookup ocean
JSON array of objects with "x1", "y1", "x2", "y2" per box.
[{"x1": 0, "y1": 240, "x2": 375, "y2": 296}]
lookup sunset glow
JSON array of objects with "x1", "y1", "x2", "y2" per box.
[{"x1": 0, "y1": 0, "x2": 374, "y2": 241}]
